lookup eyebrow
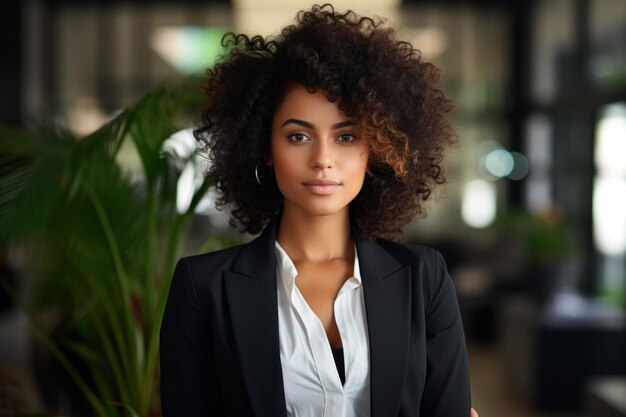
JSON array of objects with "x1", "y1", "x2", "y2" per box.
[{"x1": 279, "y1": 118, "x2": 354, "y2": 130}]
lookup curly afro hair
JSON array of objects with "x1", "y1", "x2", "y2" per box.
[{"x1": 194, "y1": 3, "x2": 456, "y2": 241}]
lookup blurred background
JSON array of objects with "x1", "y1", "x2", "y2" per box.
[{"x1": 0, "y1": 0, "x2": 624, "y2": 416}]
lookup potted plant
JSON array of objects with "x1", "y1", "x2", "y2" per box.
[
  {"x1": 498, "y1": 205, "x2": 580, "y2": 303},
  {"x1": 0, "y1": 76, "x2": 235, "y2": 417}
]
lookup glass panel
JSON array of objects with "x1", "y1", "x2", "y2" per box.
[
  {"x1": 525, "y1": 114, "x2": 553, "y2": 214},
  {"x1": 54, "y1": 3, "x2": 231, "y2": 130},
  {"x1": 594, "y1": 102, "x2": 626, "y2": 306},
  {"x1": 590, "y1": 0, "x2": 626, "y2": 89},
  {"x1": 530, "y1": 0, "x2": 575, "y2": 103},
  {"x1": 400, "y1": 6, "x2": 509, "y2": 240},
  {"x1": 400, "y1": 6, "x2": 509, "y2": 114}
]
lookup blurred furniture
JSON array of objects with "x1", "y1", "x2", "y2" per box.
[
  {"x1": 500, "y1": 292, "x2": 626, "y2": 412},
  {"x1": 585, "y1": 377, "x2": 626, "y2": 417}
]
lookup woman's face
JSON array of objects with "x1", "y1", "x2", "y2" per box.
[{"x1": 269, "y1": 84, "x2": 369, "y2": 218}]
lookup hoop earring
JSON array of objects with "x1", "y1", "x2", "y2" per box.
[{"x1": 255, "y1": 163, "x2": 273, "y2": 186}]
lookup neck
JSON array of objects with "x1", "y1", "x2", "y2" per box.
[{"x1": 276, "y1": 205, "x2": 353, "y2": 263}]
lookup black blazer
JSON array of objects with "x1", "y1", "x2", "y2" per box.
[{"x1": 160, "y1": 215, "x2": 471, "y2": 417}]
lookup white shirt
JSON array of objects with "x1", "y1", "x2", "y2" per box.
[{"x1": 275, "y1": 241, "x2": 371, "y2": 417}]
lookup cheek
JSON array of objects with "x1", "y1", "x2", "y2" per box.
[
  {"x1": 270, "y1": 148, "x2": 304, "y2": 192},
  {"x1": 344, "y1": 149, "x2": 369, "y2": 178},
  {"x1": 272, "y1": 151, "x2": 300, "y2": 176}
]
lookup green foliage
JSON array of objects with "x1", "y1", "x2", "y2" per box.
[
  {"x1": 0, "y1": 76, "x2": 234, "y2": 416},
  {"x1": 497, "y1": 206, "x2": 580, "y2": 264}
]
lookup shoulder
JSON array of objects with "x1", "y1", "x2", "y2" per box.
[
  {"x1": 374, "y1": 238, "x2": 446, "y2": 273},
  {"x1": 179, "y1": 243, "x2": 247, "y2": 276},
  {"x1": 171, "y1": 243, "x2": 248, "y2": 297},
  {"x1": 372, "y1": 238, "x2": 451, "y2": 304},
  {"x1": 168, "y1": 243, "x2": 255, "y2": 312}
]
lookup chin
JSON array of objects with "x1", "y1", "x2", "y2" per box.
[{"x1": 295, "y1": 200, "x2": 350, "y2": 218}]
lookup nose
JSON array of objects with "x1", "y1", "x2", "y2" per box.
[{"x1": 310, "y1": 139, "x2": 333, "y2": 170}]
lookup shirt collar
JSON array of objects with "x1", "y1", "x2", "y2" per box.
[{"x1": 274, "y1": 241, "x2": 362, "y2": 301}]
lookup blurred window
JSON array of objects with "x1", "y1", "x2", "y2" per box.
[
  {"x1": 525, "y1": 114, "x2": 553, "y2": 214},
  {"x1": 593, "y1": 102, "x2": 626, "y2": 305},
  {"x1": 23, "y1": 3, "x2": 231, "y2": 135},
  {"x1": 530, "y1": 0, "x2": 575, "y2": 104},
  {"x1": 400, "y1": 6, "x2": 510, "y2": 239},
  {"x1": 590, "y1": 0, "x2": 626, "y2": 89},
  {"x1": 528, "y1": 0, "x2": 626, "y2": 302}
]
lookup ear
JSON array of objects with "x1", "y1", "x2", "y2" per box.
[{"x1": 266, "y1": 156, "x2": 273, "y2": 166}]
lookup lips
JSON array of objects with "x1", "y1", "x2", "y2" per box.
[{"x1": 302, "y1": 179, "x2": 342, "y2": 195}]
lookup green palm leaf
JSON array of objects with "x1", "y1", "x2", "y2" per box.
[{"x1": 0, "y1": 75, "x2": 232, "y2": 417}]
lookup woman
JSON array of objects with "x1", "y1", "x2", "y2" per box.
[{"x1": 160, "y1": 4, "x2": 474, "y2": 416}]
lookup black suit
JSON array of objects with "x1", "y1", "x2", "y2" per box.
[{"x1": 160, "y1": 215, "x2": 471, "y2": 416}]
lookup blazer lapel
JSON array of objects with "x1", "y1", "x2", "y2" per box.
[
  {"x1": 224, "y1": 214, "x2": 411, "y2": 417},
  {"x1": 224, "y1": 216, "x2": 287, "y2": 417},
  {"x1": 354, "y1": 227, "x2": 412, "y2": 417}
]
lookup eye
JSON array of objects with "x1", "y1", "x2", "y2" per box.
[
  {"x1": 287, "y1": 133, "x2": 310, "y2": 143},
  {"x1": 337, "y1": 133, "x2": 357, "y2": 143}
]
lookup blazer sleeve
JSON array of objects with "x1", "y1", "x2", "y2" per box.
[
  {"x1": 420, "y1": 250, "x2": 471, "y2": 417},
  {"x1": 160, "y1": 257, "x2": 224, "y2": 416}
]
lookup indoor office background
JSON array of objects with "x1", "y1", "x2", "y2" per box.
[{"x1": 0, "y1": 0, "x2": 624, "y2": 416}]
